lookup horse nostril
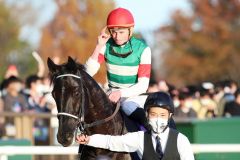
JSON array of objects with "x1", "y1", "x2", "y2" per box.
[
  {"x1": 67, "y1": 137, "x2": 72, "y2": 142},
  {"x1": 57, "y1": 132, "x2": 73, "y2": 146}
]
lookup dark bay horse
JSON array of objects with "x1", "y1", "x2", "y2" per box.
[{"x1": 47, "y1": 57, "x2": 131, "y2": 160}]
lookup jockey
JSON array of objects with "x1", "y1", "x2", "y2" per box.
[
  {"x1": 85, "y1": 8, "x2": 151, "y2": 129},
  {"x1": 76, "y1": 92, "x2": 195, "y2": 160}
]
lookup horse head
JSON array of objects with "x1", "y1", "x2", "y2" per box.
[{"x1": 48, "y1": 56, "x2": 86, "y2": 147}]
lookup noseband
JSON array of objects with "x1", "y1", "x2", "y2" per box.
[{"x1": 55, "y1": 73, "x2": 120, "y2": 134}]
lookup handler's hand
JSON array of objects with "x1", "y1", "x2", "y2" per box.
[
  {"x1": 109, "y1": 90, "x2": 121, "y2": 103},
  {"x1": 97, "y1": 26, "x2": 110, "y2": 46},
  {"x1": 75, "y1": 134, "x2": 90, "y2": 145}
]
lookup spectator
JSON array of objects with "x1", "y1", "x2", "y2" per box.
[
  {"x1": 2, "y1": 76, "x2": 28, "y2": 113},
  {"x1": 213, "y1": 81, "x2": 225, "y2": 116},
  {"x1": 158, "y1": 80, "x2": 169, "y2": 92},
  {"x1": 1, "y1": 65, "x2": 19, "y2": 96},
  {"x1": 24, "y1": 75, "x2": 49, "y2": 112},
  {"x1": 198, "y1": 88, "x2": 217, "y2": 118},
  {"x1": 174, "y1": 91, "x2": 197, "y2": 119},
  {"x1": 217, "y1": 80, "x2": 238, "y2": 116},
  {"x1": 2, "y1": 76, "x2": 28, "y2": 137},
  {"x1": 24, "y1": 75, "x2": 51, "y2": 145},
  {"x1": 147, "y1": 79, "x2": 159, "y2": 93},
  {"x1": 223, "y1": 80, "x2": 237, "y2": 102},
  {"x1": 223, "y1": 88, "x2": 240, "y2": 117},
  {"x1": 169, "y1": 86, "x2": 180, "y2": 108}
]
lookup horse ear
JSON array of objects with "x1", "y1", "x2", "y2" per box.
[
  {"x1": 67, "y1": 56, "x2": 77, "y2": 71},
  {"x1": 68, "y1": 56, "x2": 75, "y2": 64},
  {"x1": 47, "y1": 57, "x2": 58, "y2": 73}
]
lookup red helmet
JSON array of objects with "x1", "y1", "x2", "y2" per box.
[{"x1": 107, "y1": 8, "x2": 134, "y2": 28}]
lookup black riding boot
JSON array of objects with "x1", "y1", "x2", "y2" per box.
[{"x1": 129, "y1": 108, "x2": 151, "y2": 131}]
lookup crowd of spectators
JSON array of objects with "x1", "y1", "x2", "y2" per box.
[
  {"x1": 0, "y1": 55, "x2": 57, "y2": 144},
  {"x1": 147, "y1": 79, "x2": 240, "y2": 120},
  {"x1": 0, "y1": 61, "x2": 240, "y2": 145},
  {"x1": 0, "y1": 52, "x2": 57, "y2": 144}
]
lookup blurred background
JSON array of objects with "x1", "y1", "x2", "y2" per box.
[{"x1": 0, "y1": 0, "x2": 240, "y2": 160}]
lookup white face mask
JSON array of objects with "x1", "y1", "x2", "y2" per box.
[
  {"x1": 148, "y1": 117, "x2": 168, "y2": 133},
  {"x1": 173, "y1": 99, "x2": 180, "y2": 108},
  {"x1": 36, "y1": 84, "x2": 44, "y2": 95},
  {"x1": 184, "y1": 100, "x2": 192, "y2": 108}
]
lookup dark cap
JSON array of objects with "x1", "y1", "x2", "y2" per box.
[{"x1": 144, "y1": 91, "x2": 174, "y2": 113}]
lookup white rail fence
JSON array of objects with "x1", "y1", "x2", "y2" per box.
[{"x1": 0, "y1": 144, "x2": 240, "y2": 160}]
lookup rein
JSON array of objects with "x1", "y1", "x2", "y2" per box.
[{"x1": 55, "y1": 73, "x2": 121, "y2": 133}]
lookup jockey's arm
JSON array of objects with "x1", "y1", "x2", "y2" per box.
[
  {"x1": 76, "y1": 131, "x2": 143, "y2": 153},
  {"x1": 120, "y1": 47, "x2": 151, "y2": 97},
  {"x1": 85, "y1": 27, "x2": 109, "y2": 76}
]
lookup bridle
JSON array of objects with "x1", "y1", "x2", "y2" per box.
[{"x1": 55, "y1": 73, "x2": 120, "y2": 134}]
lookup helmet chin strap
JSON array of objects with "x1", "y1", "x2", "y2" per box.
[
  {"x1": 126, "y1": 27, "x2": 133, "y2": 42},
  {"x1": 128, "y1": 28, "x2": 131, "y2": 38},
  {"x1": 161, "y1": 114, "x2": 172, "y2": 133},
  {"x1": 128, "y1": 27, "x2": 134, "y2": 37}
]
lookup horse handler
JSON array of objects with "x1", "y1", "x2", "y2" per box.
[
  {"x1": 84, "y1": 7, "x2": 151, "y2": 130},
  {"x1": 76, "y1": 92, "x2": 195, "y2": 160}
]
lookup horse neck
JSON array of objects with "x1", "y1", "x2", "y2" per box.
[
  {"x1": 82, "y1": 71, "x2": 113, "y2": 114},
  {"x1": 81, "y1": 71, "x2": 125, "y2": 136}
]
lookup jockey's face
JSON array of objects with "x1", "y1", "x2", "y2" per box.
[
  {"x1": 109, "y1": 28, "x2": 130, "y2": 45},
  {"x1": 148, "y1": 107, "x2": 171, "y2": 120}
]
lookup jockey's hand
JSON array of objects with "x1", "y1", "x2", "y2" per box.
[
  {"x1": 109, "y1": 90, "x2": 121, "y2": 103},
  {"x1": 75, "y1": 134, "x2": 90, "y2": 145},
  {"x1": 97, "y1": 26, "x2": 110, "y2": 46}
]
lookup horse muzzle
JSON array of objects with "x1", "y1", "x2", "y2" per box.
[{"x1": 57, "y1": 132, "x2": 74, "y2": 147}]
